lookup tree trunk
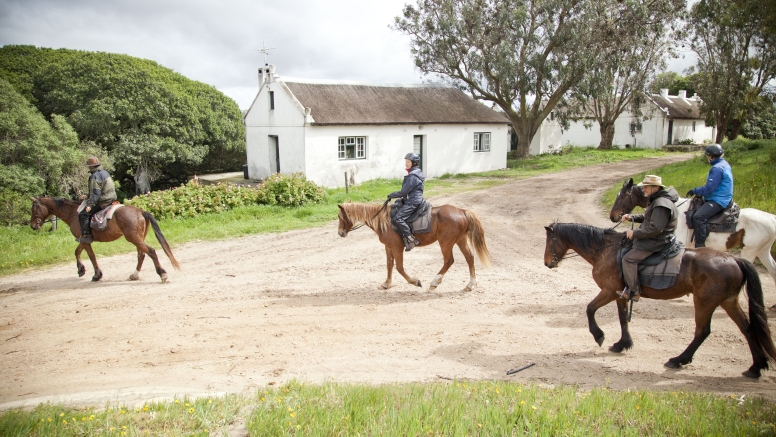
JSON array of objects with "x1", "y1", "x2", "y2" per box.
[
  {"x1": 513, "y1": 125, "x2": 532, "y2": 159},
  {"x1": 728, "y1": 118, "x2": 742, "y2": 141},
  {"x1": 714, "y1": 113, "x2": 728, "y2": 144},
  {"x1": 597, "y1": 122, "x2": 615, "y2": 150}
]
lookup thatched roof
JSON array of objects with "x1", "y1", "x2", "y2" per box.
[
  {"x1": 283, "y1": 82, "x2": 509, "y2": 125},
  {"x1": 649, "y1": 93, "x2": 703, "y2": 120}
]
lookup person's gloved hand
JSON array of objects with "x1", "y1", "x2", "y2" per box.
[
  {"x1": 685, "y1": 190, "x2": 694, "y2": 197},
  {"x1": 386, "y1": 194, "x2": 392, "y2": 200}
]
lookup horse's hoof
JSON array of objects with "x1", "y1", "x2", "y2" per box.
[
  {"x1": 594, "y1": 336, "x2": 605, "y2": 347},
  {"x1": 664, "y1": 359, "x2": 682, "y2": 369},
  {"x1": 609, "y1": 344, "x2": 624, "y2": 353},
  {"x1": 160, "y1": 272, "x2": 168, "y2": 283},
  {"x1": 769, "y1": 304, "x2": 776, "y2": 313},
  {"x1": 91, "y1": 271, "x2": 103, "y2": 282},
  {"x1": 463, "y1": 285, "x2": 473, "y2": 292},
  {"x1": 429, "y1": 285, "x2": 437, "y2": 291},
  {"x1": 743, "y1": 368, "x2": 762, "y2": 379},
  {"x1": 380, "y1": 283, "x2": 392, "y2": 290},
  {"x1": 129, "y1": 272, "x2": 140, "y2": 281},
  {"x1": 77, "y1": 265, "x2": 86, "y2": 277},
  {"x1": 414, "y1": 280, "x2": 422, "y2": 287}
]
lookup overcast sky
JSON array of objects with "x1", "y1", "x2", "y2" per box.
[{"x1": 0, "y1": 0, "x2": 695, "y2": 110}]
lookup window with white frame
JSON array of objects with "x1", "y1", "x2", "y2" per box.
[
  {"x1": 473, "y1": 132, "x2": 491, "y2": 152},
  {"x1": 338, "y1": 136, "x2": 366, "y2": 160}
]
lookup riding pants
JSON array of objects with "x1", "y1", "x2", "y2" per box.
[
  {"x1": 622, "y1": 248, "x2": 654, "y2": 296},
  {"x1": 692, "y1": 201, "x2": 725, "y2": 247},
  {"x1": 392, "y1": 203, "x2": 420, "y2": 238},
  {"x1": 78, "y1": 203, "x2": 105, "y2": 236}
]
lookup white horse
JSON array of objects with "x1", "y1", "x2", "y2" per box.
[{"x1": 609, "y1": 178, "x2": 776, "y2": 293}]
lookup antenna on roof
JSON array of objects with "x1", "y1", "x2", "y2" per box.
[{"x1": 255, "y1": 41, "x2": 276, "y2": 66}]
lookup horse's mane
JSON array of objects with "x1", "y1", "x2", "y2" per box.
[
  {"x1": 554, "y1": 223, "x2": 622, "y2": 252},
  {"x1": 340, "y1": 202, "x2": 391, "y2": 233},
  {"x1": 52, "y1": 197, "x2": 78, "y2": 209}
]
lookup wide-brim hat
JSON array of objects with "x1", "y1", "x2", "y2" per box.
[
  {"x1": 637, "y1": 174, "x2": 665, "y2": 187},
  {"x1": 85, "y1": 157, "x2": 101, "y2": 167}
]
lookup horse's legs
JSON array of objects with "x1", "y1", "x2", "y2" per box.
[
  {"x1": 129, "y1": 247, "x2": 146, "y2": 281},
  {"x1": 132, "y1": 240, "x2": 167, "y2": 283},
  {"x1": 381, "y1": 246, "x2": 395, "y2": 289},
  {"x1": 719, "y1": 297, "x2": 769, "y2": 378},
  {"x1": 429, "y1": 240, "x2": 455, "y2": 291},
  {"x1": 665, "y1": 297, "x2": 716, "y2": 369},
  {"x1": 751, "y1": 245, "x2": 776, "y2": 290},
  {"x1": 586, "y1": 289, "x2": 618, "y2": 347},
  {"x1": 83, "y1": 244, "x2": 102, "y2": 282},
  {"x1": 456, "y1": 236, "x2": 477, "y2": 292},
  {"x1": 608, "y1": 298, "x2": 634, "y2": 353},
  {"x1": 392, "y1": 247, "x2": 421, "y2": 288},
  {"x1": 74, "y1": 244, "x2": 86, "y2": 277}
]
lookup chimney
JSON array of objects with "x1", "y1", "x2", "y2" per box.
[
  {"x1": 259, "y1": 65, "x2": 270, "y2": 87},
  {"x1": 678, "y1": 90, "x2": 687, "y2": 99},
  {"x1": 660, "y1": 88, "x2": 669, "y2": 98},
  {"x1": 268, "y1": 64, "x2": 277, "y2": 83}
]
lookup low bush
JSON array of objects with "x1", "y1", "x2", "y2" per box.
[
  {"x1": 0, "y1": 189, "x2": 30, "y2": 226},
  {"x1": 255, "y1": 172, "x2": 325, "y2": 207}
]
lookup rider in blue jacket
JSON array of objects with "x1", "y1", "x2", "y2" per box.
[
  {"x1": 686, "y1": 144, "x2": 734, "y2": 247},
  {"x1": 388, "y1": 153, "x2": 425, "y2": 251}
]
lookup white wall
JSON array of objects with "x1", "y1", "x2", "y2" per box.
[
  {"x1": 304, "y1": 124, "x2": 509, "y2": 188},
  {"x1": 244, "y1": 80, "x2": 306, "y2": 180}
]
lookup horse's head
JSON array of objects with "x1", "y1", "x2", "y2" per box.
[
  {"x1": 337, "y1": 204, "x2": 352, "y2": 237},
  {"x1": 544, "y1": 222, "x2": 568, "y2": 268},
  {"x1": 609, "y1": 178, "x2": 648, "y2": 222},
  {"x1": 29, "y1": 197, "x2": 50, "y2": 230}
]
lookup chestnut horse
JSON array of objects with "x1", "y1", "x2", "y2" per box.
[
  {"x1": 609, "y1": 178, "x2": 776, "y2": 291},
  {"x1": 30, "y1": 197, "x2": 180, "y2": 282},
  {"x1": 337, "y1": 202, "x2": 491, "y2": 291},
  {"x1": 544, "y1": 222, "x2": 776, "y2": 378}
]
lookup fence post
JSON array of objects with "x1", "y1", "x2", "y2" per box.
[{"x1": 345, "y1": 172, "x2": 349, "y2": 194}]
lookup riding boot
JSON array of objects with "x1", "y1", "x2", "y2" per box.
[
  {"x1": 78, "y1": 213, "x2": 93, "y2": 243},
  {"x1": 403, "y1": 236, "x2": 416, "y2": 252}
]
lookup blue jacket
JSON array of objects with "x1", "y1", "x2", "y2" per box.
[
  {"x1": 690, "y1": 157, "x2": 733, "y2": 208},
  {"x1": 389, "y1": 167, "x2": 425, "y2": 205}
]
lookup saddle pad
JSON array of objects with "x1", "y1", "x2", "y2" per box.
[
  {"x1": 90, "y1": 203, "x2": 123, "y2": 231},
  {"x1": 390, "y1": 200, "x2": 432, "y2": 235},
  {"x1": 617, "y1": 241, "x2": 685, "y2": 290}
]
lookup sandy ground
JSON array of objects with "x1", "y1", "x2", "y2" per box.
[{"x1": 2, "y1": 154, "x2": 776, "y2": 412}]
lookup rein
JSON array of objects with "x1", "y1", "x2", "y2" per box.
[
  {"x1": 347, "y1": 198, "x2": 391, "y2": 232},
  {"x1": 550, "y1": 221, "x2": 626, "y2": 263}
]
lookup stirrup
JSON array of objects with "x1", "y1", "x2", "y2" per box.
[
  {"x1": 617, "y1": 287, "x2": 639, "y2": 302},
  {"x1": 403, "y1": 237, "x2": 416, "y2": 252}
]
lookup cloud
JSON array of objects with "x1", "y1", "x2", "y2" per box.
[{"x1": 0, "y1": 0, "x2": 423, "y2": 108}]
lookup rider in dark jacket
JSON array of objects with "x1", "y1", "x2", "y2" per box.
[
  {"x1": 619, "y1": 174, "x2": 679, "y2": 301},
  {"x1": 686, "y1": 143, "x2": 734, "y2": 247},
  {"x1": 78, "y1": 157, "x2": 117, "y2": 243},
  {"x1": 388, "y1": 153, "x2": 425, "y2": 251}
]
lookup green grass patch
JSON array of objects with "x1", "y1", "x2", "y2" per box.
[
  {"x1": 600, "y1": 138, "x2": 776, "y2": 257},
  {"x1": 0, "y1": 147, "x2": 668, "y2": 277},
  {"x1": 2, "y1": 382, "x2": 775, "y2": 436}
]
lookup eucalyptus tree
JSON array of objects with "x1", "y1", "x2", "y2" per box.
[
  {"x1": 394, "y1": 0, "x2": 682, "y2": 157},
  {"x1": 565, "y1": 0, "x2": 684, "y2": 149},
  {"x1": 687, "y1": 0, "x2": 776, "y2": 143}
]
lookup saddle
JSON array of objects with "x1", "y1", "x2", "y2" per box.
[
  {"x1": 685, "y1": 196, "x2": 740, "y2": 233},
  {"x1": 90, "y1": 202, "x2": 123, "y2": 231},
  {"x1": 390, "y1": 199, "x2": 432, "y2": 235},
  {"x1": 617, "y1": 236, "x2": 685, "y2": 290}
]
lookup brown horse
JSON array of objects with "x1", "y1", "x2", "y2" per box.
[
  {"x1": 30, "y1": 197, "x2": 180, "y2": 282},
  {"x1": 544, "y1": 222, "x2": 776, "y2": 378},
  {"x1": 337, "y1": 202, "x2": 491, "y2": 291}
]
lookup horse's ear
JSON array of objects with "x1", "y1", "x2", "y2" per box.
[
  {"x1": 625, "y1": 178, "x2": 633, "y2": 188},
  {"x1": 545, "y1": 226, "x2": 554, "y2": 233},
  {"x1": 337, "y1": 204, "x2": 344, "y2": 211}
]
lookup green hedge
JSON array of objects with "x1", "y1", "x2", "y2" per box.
[{"x1": 125, "y1": 173, "x2": 324, "y2": 220}]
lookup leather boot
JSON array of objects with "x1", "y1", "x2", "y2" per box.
[
  {"x1": 403, "y1": 236, "x2": 416, "y2": 252},
  {"x1": 78, "y1": 215, "x2": 93, "y2": 243}
]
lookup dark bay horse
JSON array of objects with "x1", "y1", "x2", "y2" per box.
[
  {"x1": 544, "y1": 222, "x2": 776, "y2": 378},
  {"x1": 337, "y1": 202, "x2": 491, "y2": 291},
  {"x1": 30, "y1": 197, "x2": 180, "y2": 282}
]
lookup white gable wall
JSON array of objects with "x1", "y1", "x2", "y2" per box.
[
  {"x1": 305, "y1": 124, "x2": 508, "y2": 188},
  {"x1": 244, "y1": 81, "x2": 306, "y2": 180}
]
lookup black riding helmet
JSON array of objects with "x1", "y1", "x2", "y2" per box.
[
  {"x1": 705, "y1": 143, "x2": 724, "y2": 158},
  {"x1": 404, "y1": 152, "x2": 420, "y2": 164}
]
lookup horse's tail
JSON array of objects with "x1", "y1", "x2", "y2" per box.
[
  {"x1": 464, "y1": 210, "x2": 491, "y2": 268},
  {"x1": 143, "y1": 211, "x2": 181, "y2": 271},
  {"x1": 737, "y1": 257, "x2": 776, "y2": 366}
]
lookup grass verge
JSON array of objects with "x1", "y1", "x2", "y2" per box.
[
  {"x1": 0, "y1": 147, "x2": 668, "y2": 277},
  {"x1": 1, "y1": 381, "x2": 774, "y2": 436}
]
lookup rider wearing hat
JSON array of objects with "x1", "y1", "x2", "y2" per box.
[
  {"x1": 78, "y1": 157, "x2": 117, "y2": 243},
  {"x1": 388, "y1": 153, "x2": 425, "y2": 252},
  {"x1": 619, "y1": 174, "x2": 679, "y2": 301},
  {"x1": 685, "y1": 143, "x2": 734, "y2": 247}
]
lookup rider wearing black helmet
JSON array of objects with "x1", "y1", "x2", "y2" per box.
[
  {"x1": 388, "y1": 153, "x2": 425, "y2": 251},
  {"x1": 685, "y1": 144, "x2": 734, "y2": 247}
]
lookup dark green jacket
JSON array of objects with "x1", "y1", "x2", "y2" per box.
[
  {"x1": 630, "y1": 187, "x2": 679, "y2": 252},
  {"x1": 87, "y1": 165, "x2": 117, "y2": 208}
]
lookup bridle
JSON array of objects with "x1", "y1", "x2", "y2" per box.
[
  {"x1": 548, "y1": 222, "x2": 628, "y2": 264},
  {"x1": 31, "y1": 198, "x2": 58, "y2": 229},
  {"x1": 342, "y1": 198, "x2": 391, "y2": 232}
]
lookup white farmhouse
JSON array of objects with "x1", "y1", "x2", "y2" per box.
[
  {"x1": 529, "y1": 89, "x2": 716, "y2": 154},
  {"x1": 244, "y1": 66, "x2": 510, "y2": 187}
]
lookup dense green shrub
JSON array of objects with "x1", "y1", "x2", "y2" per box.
[
  {"x1": 0, "y1": 189, "x2": 30, "y2": 226},
  {"x1": 125, "y1": 173, "x2": 324, "y2": 219}
]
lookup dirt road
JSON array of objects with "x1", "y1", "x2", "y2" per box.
[{"x1": 2, "y1": 154, "x2": 775, "y2": 410}]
